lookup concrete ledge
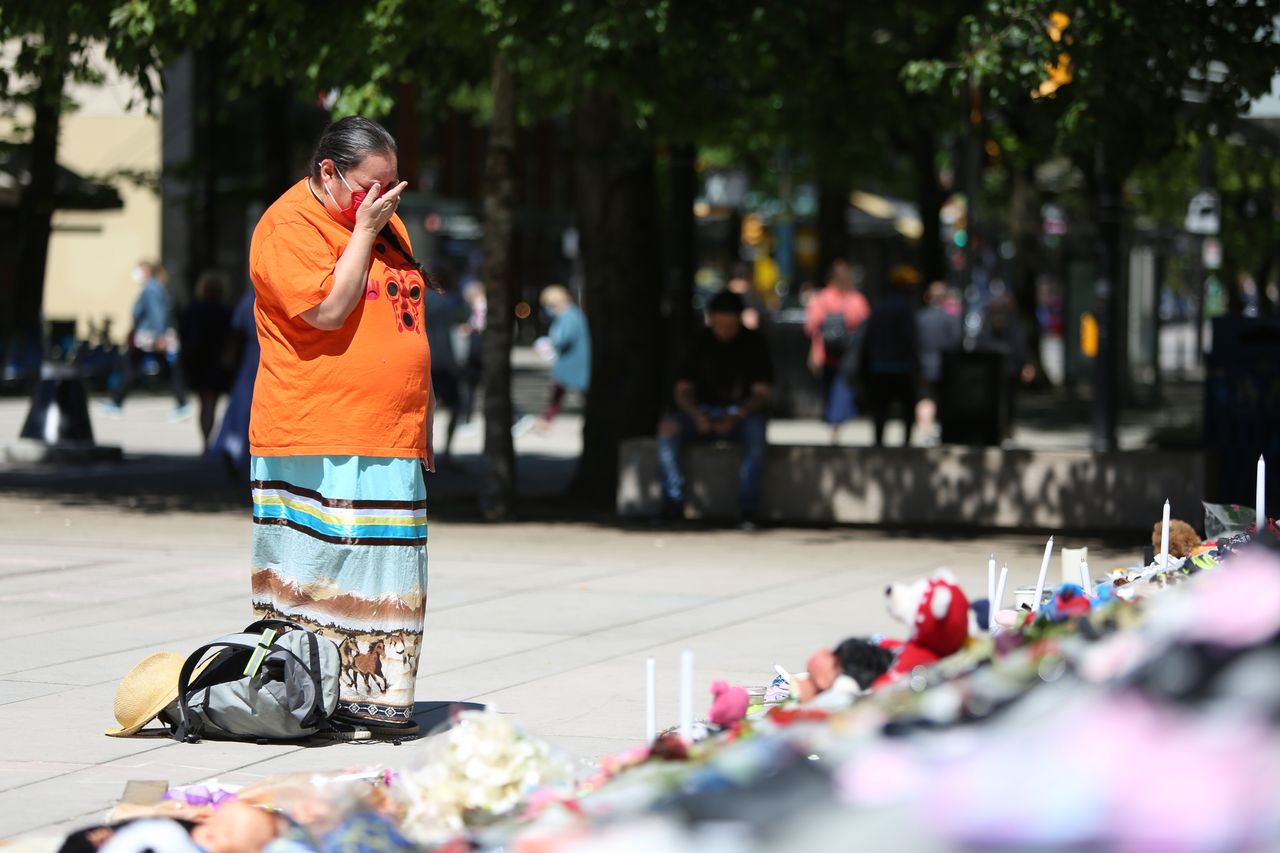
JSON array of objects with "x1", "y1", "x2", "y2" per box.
[{"x1": 618, "y1": 438, "x2": 1205, "y2": 533}]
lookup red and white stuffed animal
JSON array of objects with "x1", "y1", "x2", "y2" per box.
[{"x1": 874, "y1": 570, "x2": 970, "y2": 688}]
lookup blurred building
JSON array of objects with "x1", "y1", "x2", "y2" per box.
[{"x1": 0, "y1": 43, "x2": 160, "y2": 347}]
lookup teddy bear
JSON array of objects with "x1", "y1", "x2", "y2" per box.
[
  {"x1": 874, "y1": 570, "x2": 971, "y2": 688},
  {"x1": 707, "y1": 680, "x2": 750, "y2": 728},
  {"x1": 1153, "y1": 519, "x2": 1201, "y2": 559}
]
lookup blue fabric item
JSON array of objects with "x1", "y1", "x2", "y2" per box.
[
  {"x1": 132, "y1": 278, "x2": 171, "y2": 336},
  {"x1": 657, "y1": 406, "x2": 767, "y2": 515},
  {"x1": 321, "y1": 813, "x2": 417, "y2": 853},
  {"x1": 917, "y1": 305, "x2": 961, "y2": 383},
  {"x1": 549, "y1": 305, "x2": 592, "y2": 392},
  {"x1": 210, "y1": 290, "x2": 259, "y2": 476},
  {"x1": 821, "y1": 365, "x2": 857, "y2": 425}
]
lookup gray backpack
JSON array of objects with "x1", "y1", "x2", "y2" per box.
[{"x1": 169, "y1": 619, "x2": 340, "y2": 742}]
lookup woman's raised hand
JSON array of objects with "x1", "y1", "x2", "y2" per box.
[{"x1": 355, "y1": 180, "x2": 409, "y2": 234}]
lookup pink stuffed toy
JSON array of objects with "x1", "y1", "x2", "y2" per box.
[
  {"x1": 874, "y1": 570, "x2": 971, "y2": 688},
  {"x1": 708, "y1": 680, "x2": 749, "y2": 728}
]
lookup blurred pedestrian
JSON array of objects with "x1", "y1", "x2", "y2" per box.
[
  {"x1": 99, "y1": 261, "x2": 190, "y2": 419},
  {"x1": 975, "y1": 292, "x2": 1034, "y2": 440},
  {"x1": 247, "y1": 115, "x2": 428, "y2": 736},
  {"x1": 424, "y1": 282, "x2": 464, "y2": 458},
  {"x1": 208, "y1": 286, "x2": 259, "y2": 480},
  {"x1": 914, "y1": 280, "x2": 961, "y2": 445},
  {"x1": 862, "y1": 265, "x2": 921, "y2": 447},
  {"x1": 459, "y1": 281, "x2": 486, "y2": 426},
  {"x1": 803, "y1": 259, "x2": 870, "y2": 444},
  {"x1": 657, "y1": 290, "x2": 773, "y2": 530},
  {"x1": 526, "y1": 284, "x2": 591, "y2": 432},
  {"x1": 180, "y1": 269, "x2": 233, "y2": 451}
]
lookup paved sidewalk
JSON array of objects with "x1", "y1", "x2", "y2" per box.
[
  {"x1": 0, "y1": 489, "x2": 1139, "y2": 839},
  {"x1": 0, "y1": 392, "x2": 1145, "y2": 839}
]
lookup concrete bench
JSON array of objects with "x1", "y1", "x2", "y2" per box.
[{"x1": 617, "y1": 438, "x2": 1205, "y2": 533}]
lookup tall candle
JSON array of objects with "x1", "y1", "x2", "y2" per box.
[
  {"x1": 1079, "y1": 560, "x2": 1092, "y2": 598},
  {"x1": 1032, "y1": 536, "x2": 1054, "y2": 613},
  {"x1": 1258, "y1": 455, "x2": 1267, "y2": 534},
  {"x1": 679, "y1": 650, "x2": 694, "y2": 742},
  {"x1": 1159, "y1": 499, "x2": 1170, "y2": 568},
  {"x1": 645, "y1": 657, "x2": 656, "y2": 745},
  {"x1": 994, "y1": 565, "x2": 1009, "y2": 616},
  {"x1": 987, "y1": 555, "x2": 996, "y2": 631}
]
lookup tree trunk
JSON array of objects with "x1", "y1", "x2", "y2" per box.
[
  {"x1": 10, "y1": 21, "x2": 70, "y2": 349},
  {"x1": 479, "y1": 56, "x2": 517, "y2": 519},
  {"x1": 571, "y1": 90, "x2": 664, "y2": 501},
  {"x1": 912, "y1": 129, "x2": 946, "y2": 285},
  {"x1": 665, "y1": 143, "x2": 697, "y2": 394},
  {"x1": 192, "y1": 44, "x2": 222, "y2": 302},
  {"x1": 1089, "y1": 157, "x2": 1124, "y2": 452},
  {"x1": 1007, "y1": 165, "x2": 1046, "y2": 384},
  {"x1": 816, "y1": 179, "x2": 847, "y2": 280},
  {"x1": 261, "y1": 85, "x2": 294, "y2": 200}
]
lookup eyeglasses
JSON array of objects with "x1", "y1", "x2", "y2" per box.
[{"x1": 333, "y1": 165, "x2": 399, "y2": 196}]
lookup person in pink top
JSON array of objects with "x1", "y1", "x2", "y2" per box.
[{"x1": 804, "y1": 259, "x2": 871, "y2": 443}]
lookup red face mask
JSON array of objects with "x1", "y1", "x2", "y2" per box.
[{"x1": 324, "y1": 166, "x2": 368, "y2": 222}]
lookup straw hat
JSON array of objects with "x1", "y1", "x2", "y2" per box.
[{"x1": 105, "y1": 652, "x2": 208, "y2": 737}]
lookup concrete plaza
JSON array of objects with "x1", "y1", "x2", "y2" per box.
[{"x1": 0, "y1": 394, "x2": 1140, "y2": 840}]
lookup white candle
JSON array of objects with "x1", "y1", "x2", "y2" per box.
[
  {"x1": 1032, "y1": 536, "x2": 1054, "y2": 614},
  {"x1": 1159, "y1": 499, "x2": 1170, "y2": 568},
  {"x1": 645, "y1": 657, "x2": 656, "y2": 745},
  {"x1": 679, "y1": 650, "x2": 694, "y2": 742},
  {"x1": 987, "y1": 555, "x2": 996, "y2": 632},
  {"x1": 1079, "y1": 560, "x2": 1092, "y2": 598},
  {"x1": 994, "y1": 565, "x2": 1009, "y2": 615},
  {"x1": 1258, "y1": 455, "x2": 1267, "y2": 534}
]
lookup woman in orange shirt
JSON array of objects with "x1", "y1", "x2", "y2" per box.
[{"x1": 247, "y1": 116, "x2": 433, "y2": 737}]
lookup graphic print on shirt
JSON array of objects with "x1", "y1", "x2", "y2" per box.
[{"x1": 383, "y1": 270, "x2": 424, "y2": 334}]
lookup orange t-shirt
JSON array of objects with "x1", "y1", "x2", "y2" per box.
[{"x1": 248, "y1": 178, "x2": 431, "y2": 459}]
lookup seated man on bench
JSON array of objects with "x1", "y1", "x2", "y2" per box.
[{"x1": 657, "y1": 290, "x2": 774, "y2": 529}]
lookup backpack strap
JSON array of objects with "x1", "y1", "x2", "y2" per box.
[
  {"x1": 243, "y1": 618, "x2": 306, "y2": 635},
  {"x1": 298, "y1": 630, "x2": 328, "y2": 728}
]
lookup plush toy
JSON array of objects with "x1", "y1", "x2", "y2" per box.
[
  {"x1": 1153, "y1": 519, "x2": 1202, "y2": 559},
  {"x1": 707, "y1": 680, "x2": 749, "y2": 728},
  {"x1": 794, "y1": 638, "x2": 895, "y2": 703},
  {"x1": 875, "y1": 570, "x2": 971, "y2": 688},
  {"x1": 1044, "y1": 583, "x2": 1093, "y2": 621}
]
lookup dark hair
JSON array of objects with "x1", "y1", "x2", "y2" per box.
[
  {"x1": 310, "y1": 116, "x2": 440, "y2": 292},
  {"x1": 309, "y1": 116, "x2": 397, "y2": 181},
  {"x1": 833, "y1": 638, "x2": 895, "y2": 689},
  {"x1": 707, "y1": 290, "x2": 745, "y2": 316}
]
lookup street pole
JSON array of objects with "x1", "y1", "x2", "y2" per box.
[
  {"x1": 962, "y1": 74, "x2": 982, "y2": 346},
  {"x1": 1091, "y1": 148, "x2": 1120, "y2": 453},
  {"x1": 1193, "y1": 139, "x2": 1213, "y2": 364}
]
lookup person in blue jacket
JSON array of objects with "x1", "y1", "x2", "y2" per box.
[
  {"x1": 99, "y1": 261, "x2": 190, "y2": 419},
  {"x1": 534, "y1": 284, "x2": 591, "y2": 429}
]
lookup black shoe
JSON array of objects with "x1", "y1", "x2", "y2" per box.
[
  {"x1": 738, "y1": 514, "x2": 761, "y2": 532},
  {"x1": 659, "y1": 500, "x2": 685, "y2": 522}
]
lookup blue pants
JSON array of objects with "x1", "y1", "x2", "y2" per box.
[{"x1": 657, "y1": 407, "x2": 768, "y2": 516}]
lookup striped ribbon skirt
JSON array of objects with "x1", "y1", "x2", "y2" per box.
[{"x1": 249, "y1": 455, "x2": 427, "y2": 726}]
